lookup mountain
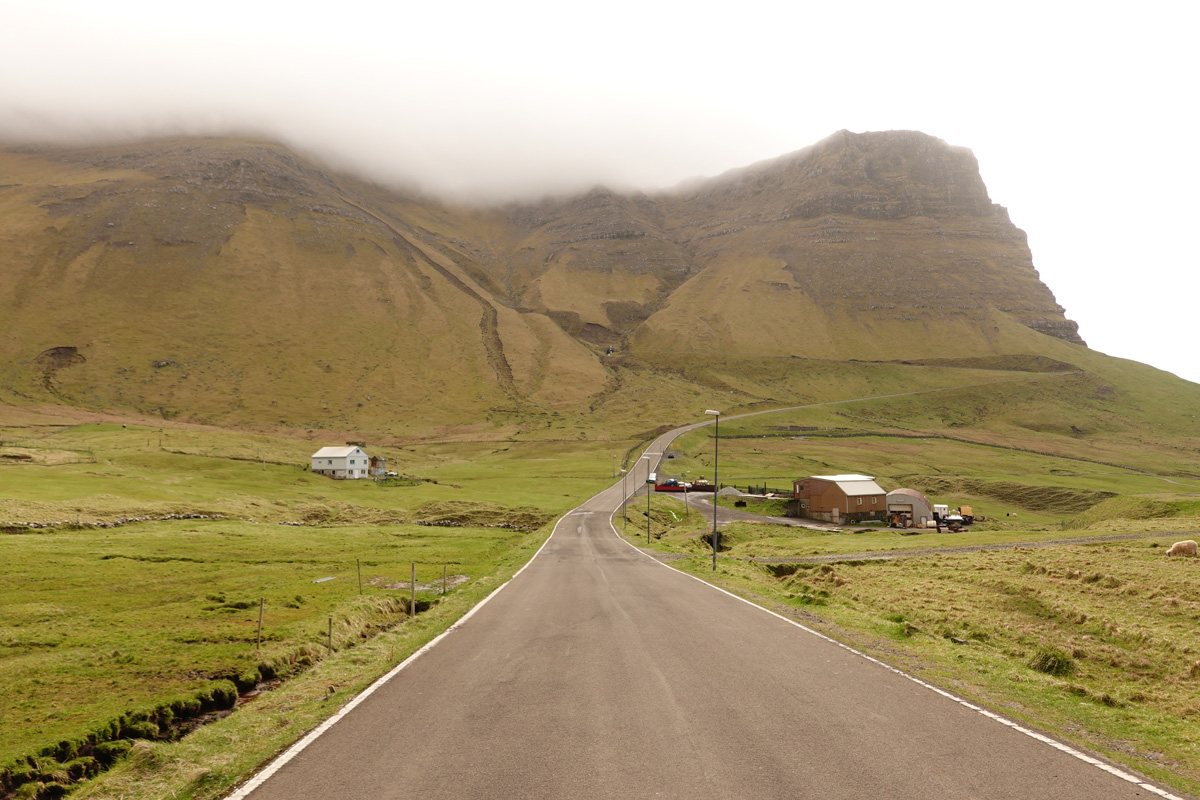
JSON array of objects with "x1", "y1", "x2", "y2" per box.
[
  {"x1": 0, "y1": 130, "x2": 1184, "y2": 442},
  {"x1": 493, "y1": 130, "x2": 1084, "y2": 358}
]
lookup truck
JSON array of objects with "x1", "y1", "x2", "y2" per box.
[
  {"x1": 933, "y1": 503, "x2": 975, "y2": 528},
  {"x1": 654, "y1": 477, "x2": 689, "y2": 492}
]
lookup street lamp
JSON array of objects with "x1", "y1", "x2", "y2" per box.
[
  {"x1": 642, "y1": 455, "x2": 652, "y2": 544},
  {"x1": 621, "y1": 468, "x2": 628, "y2": 529},
  {"x1": 705, "y1": 409, "x2": 720, "y2": 570}
]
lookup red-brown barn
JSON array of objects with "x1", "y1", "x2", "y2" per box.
[{"x1": 792, "y1": 474, "x2": 887, "y2": 523}]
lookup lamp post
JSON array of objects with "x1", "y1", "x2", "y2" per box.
[
  {"x1": 642, "y1": 456, "x2": 652, "y2": 544},
  {"x1": 705, "y1": 409, "x2": 720, "y2": 570},
  {"x1": 621, "y1": 468, "x2": 628, "y2": 529}
]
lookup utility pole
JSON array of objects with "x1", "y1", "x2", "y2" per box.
[
  {"x1": 621, "y1": 469, "x2": 628, "y2": 529},
  {"x1": 706, "y1": 410, "x2": 721, "y2": 570},
  {"x1": 641, "y1": 456, "x2": 651, "y2": 543}
]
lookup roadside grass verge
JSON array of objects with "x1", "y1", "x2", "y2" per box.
[{"x1": 656, "y1": 529, "x2": 1200, "y2": 798}]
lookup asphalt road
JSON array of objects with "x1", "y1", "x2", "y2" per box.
[{"x1": 231, "y1": 430, "x2": 1186, "y2": 800}]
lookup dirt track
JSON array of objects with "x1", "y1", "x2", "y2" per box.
[{"x1": 744, "y1": 530, "x2": 1197, "y2": 563}]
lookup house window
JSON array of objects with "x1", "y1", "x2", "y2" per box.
[{"x1": 857, "y1": 497, "x2": 863, "y2": 505}]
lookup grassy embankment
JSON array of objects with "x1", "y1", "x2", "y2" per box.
[
  {"x1": 614, "y1": 400, "x2": 1200, "y2": 797},
  {"x1": 0, "y1": 411, "x2": 623, "y2": 798}
]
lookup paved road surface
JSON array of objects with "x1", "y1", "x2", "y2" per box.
[{"x1": 231, "y1": 429, "x2": 1186, "y2": 799}]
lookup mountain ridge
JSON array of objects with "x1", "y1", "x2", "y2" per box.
[{"x1": 0, "y1": 130, "x2": 1117, "y2": 438}]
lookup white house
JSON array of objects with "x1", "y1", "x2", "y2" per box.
[{"x1": 310, "y1": 446, "x2": 371, "y2": 480}]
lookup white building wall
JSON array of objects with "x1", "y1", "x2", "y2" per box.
[{"x1": 311, "y1": 447, "x2": 371, "y2": 479}]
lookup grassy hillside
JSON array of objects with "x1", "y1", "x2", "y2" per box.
[{"x1": 2, "y1": 130, "x2": 1142, "y2": 443}]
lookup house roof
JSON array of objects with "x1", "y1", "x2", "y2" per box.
[
  {"x1": 311, "y1": 446, "x2": 365, "y2": 458},
  {"x1": 805, "y1": 474, "x2": 886, "y2": 496}
]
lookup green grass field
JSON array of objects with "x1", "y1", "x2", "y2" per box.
[{"x1": 1, "y1": 518, "x2": 551, "y2": 765}]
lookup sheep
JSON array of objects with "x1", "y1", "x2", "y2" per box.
[{"x1": 1166, "y1": 540, "x2": 1198, "y2": 557}]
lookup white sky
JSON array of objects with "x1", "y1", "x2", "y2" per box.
[{"x1": 2, "y1": 0, "x2": 1197, "y2": 384}]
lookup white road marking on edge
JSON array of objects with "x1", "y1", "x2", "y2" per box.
[
  {"x1": 604, "y1": 515, "x2": 1186, "y2": 800},
  {"x1": 224, "y1": 510, "x2": 573, "y2": 799}
]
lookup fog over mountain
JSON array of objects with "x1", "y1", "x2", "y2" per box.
[{"x1": 2, "y1": 0, "x2": 1196, "y2": 383}]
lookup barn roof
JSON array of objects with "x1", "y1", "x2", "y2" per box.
[
  {"x1": 812, "y1": 474, "x2": 874, "y2": 482},
  {"x1": 807, "y1": 474, "x2": 886, "y2": 496}
]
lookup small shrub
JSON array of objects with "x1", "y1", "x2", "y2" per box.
[
  {"x1": 91, "y1": 719, "x2": 120, "y2": 741},
  {"x1": 40, "y1": 781, "x2": 70, "y2": 799},
  {"x1": 119, "y1": 721, "x2": 158, "y2": 740},
  {"x1": 7, "y1": 764, "x2": 36, "y2": 785},
  {"x1": 63, "y1": 756, "x2": 98, "y2": 781},
  {"x1": 170, "y1": 696, "x2": 202, "y2": 719},
  {"x1": 1029, "y1": 647, "x2": 1075, "y2": 676},
  {"x1": 235, "y1": 667, "x2": 261, "y2": 692},
  {"x1": 208, "y1": 680, "x2": 238, "y2": 710},
  {"x1": 46, "y1": 738, "x2": 83, "y2": 763},
  {"x1": 153, "y1": 704, "x2": 174, "y2": 729},
  {"x1": 14, "y1": 781, "x2": 43, "y2": 800},
  {"x1": 92, "y1": 740, "x2": 132, "y2": 767}
]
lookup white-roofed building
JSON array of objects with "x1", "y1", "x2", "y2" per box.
[
  {"x1": 311, "y1": 445, "x2": 371, "y2": 480},
  {"x1": 792, "y1": 474, "x2": 887, "y2": 523}
]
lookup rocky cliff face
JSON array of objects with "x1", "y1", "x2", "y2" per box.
[{"x1": 484, "y1": 130, "x2": 1084, "y2": 350}]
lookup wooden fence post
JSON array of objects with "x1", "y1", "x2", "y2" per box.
[{"x1": 256, "y1": 598, "x2": 264, "y2": 652}]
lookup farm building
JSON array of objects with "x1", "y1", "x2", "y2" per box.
[
  {"x1": 886, "y1": 488, "x2": 935, "y2": 528},
  {"x1": 311, "y1": 446, "x2": 373, "y2": 480},
  {"x1": 791, "y1": 474, "x2": 887, "y2": 523}
]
